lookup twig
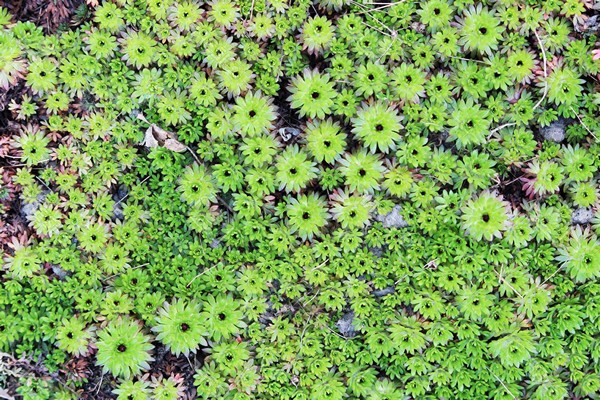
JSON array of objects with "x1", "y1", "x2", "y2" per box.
[
  {"x1": 349, "y1": 0, "x2": 396, "y2": 36},
  {"x1": 325, "y1": 324, "x2": 348, "y2": 340},
  {"x1": 356, "y1": 1, "x2": 405, "y2": 14},
  {"x1": 35, "y1": 176, "x2": 53, "y2": 192},
  {"x1": 500, "y1": 175, "x2": 525, "y2": 187},
  {"x1": 445, "y1": 55, "x2": 489, "y2": 65},
  {"x1": 310, "y1": 258, "x2": 329, "y2": 271},
  {"x1": 532, "y1": 30, "x2": 548, "y2": 111},
  {"x1": 216, "y1": 195, "x2": 233, "y2": 213},
  {"x1": 4, "y1": 162, "x2": 48, "y2": 168},
  {"x1": 488, "y1": 368, "x2": 517, "y2": 399},
  {"x1": 488, "y1": 122, "x2": 517, "y2": 139},
  {"x1": 570, "y1": 106, "x2": 598, "y2": 140},
  {"x1": 186, "y1": 264, "x2": 218, "y2": 288},
  {"x1": 55, "y1": 377, "x2": 79, "y2": 397},
  {"x1": 184, "y1": 354, "x2": 194, "y2": 370},
  {"x1": 102, "y1": 263, "x2": 149, "y2": 282},
  {"x1": 540, "y1": 266, "x2": 564, "y2": 286},
  {"x1": 185, "y1": 145, "x2": 201, "y2": 164},
  {"x1": 302, "y1": 289, "x2": 321, "y2": 307},
  {"x1": 362, "y1": 1, "x2": 406, "y2": 3},
  {"x1": 359, "y1": 20, "x2": 390, "y2": 37},
  {"x1": 494, "y1": 269, "x2": 524, "y2": 299},
  {"x1": 95, "y1": 372, "x2": 104, "y2": 396},
  {"x1": 297, "y1": 313, "x2": 314, "y2": 355},
  {"x1": 377, "y1": 33, "x2": 399, "y2": 63},
  {"x1": 114, "y1": 175, "x2": 150, "y2": 206}
]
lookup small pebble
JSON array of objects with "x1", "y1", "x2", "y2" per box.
[
  {"x1": 51, "y1": 265, "x2": 68, "y2": 280},
  {"x1": 376, "y1": 205, "x2": 408, "y2": 229},
  {"x1": 113, "y1": 203, "x2": 124, "y2": 221},
  {"x1": 335, "y1": 311, "x2": 357, "y2": 338},
  {"x1": 541, "y1": 119, "x2": 566, "y2": 143},
  {"x1": 20, "y1": 191, "x2": 49, "y2": 219},
  {"x1": 571, "y1": 208, "x2": 593, "y2": 225},
  {"x1": 372, "y1": 286, "x2": 395, "y2": 298}
]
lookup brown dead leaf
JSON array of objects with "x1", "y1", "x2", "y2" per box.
[
  {"x1": 137, "y1": 113, "x2": 186, "y2": 153},
  {"x1": 164, "y1": 138, "x2": 187, "y2": 152},
  {"x1": 143, "y1": 126, "x2": 159, "y2": 148}
]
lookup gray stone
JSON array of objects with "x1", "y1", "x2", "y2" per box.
[
  {"x1": 113, "y1": 203, "x2": 124, "y2": 221},
  {"x1": 51, "y1": 265, "x2": 68, "y2": 280},
  {"x1": 541, "y1": 119, "x2": 566, "y2": 143},
  {"x1": 210, "y1": 239, "x2": 221, "y2": 248},
  {"x1": 258, "y1": 311, "x2": 275, "y2": 326},
  {"x1": 376, "y1": 205, "x2": 408, "y2": 228},
  {"x1": 335, "y1": 311, "x2": 357, "y2": 338},
  {"x1": 571, "y1": 208, "x2": 593, "y2": 225},
  {"x1": 116, "y1": 184, "x2": 129, "y2": 201},
  {"x1": 20, "y1": 202, "x2": 38, "y2": 219},
  {"x1": 372, "y1": 286, "x2": 395, "y2": 298},
  {"x1": 369, "y1": 247, "x2": 383, "y2": 258},
  {"x1": 20, "y1": 191, "x2": 49, "y2": 219},
  {"x1": 111, "y1": 185, "x2": 128, "y2": 220}
]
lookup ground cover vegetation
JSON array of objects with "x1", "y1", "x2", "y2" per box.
[{"x1": 0, "y1": 0, "x2": 600, "y2": 398}]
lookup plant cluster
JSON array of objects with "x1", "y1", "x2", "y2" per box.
[{"x1": 0, "y1": 0, "x2": 599, "y2": 398}]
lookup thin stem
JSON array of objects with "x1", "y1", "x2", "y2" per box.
[
  {"x1": 325, "y1": 324, "x2": 349, "y2": 340},
  {"x1": 532, "y1": 30, "x2": 548, "y2": 111},
  {"x1": 249, "y1": 0, "x2": 255, "y2": 20},
  {"x1": 95, "y1": 372, "x2": 104, "y2": 395},
  {"x1": 35, "y1": 176, "x2": 53, "y2": 192},
  {"x1": 363, "y1": 1, "x2": 405, "y2": 4},
  {"x1": 376, "y1": 35, "x2": 398, "y2": 63},
  {"x1": 356, "y1": 2, "x2": 405, "y2": 14}
]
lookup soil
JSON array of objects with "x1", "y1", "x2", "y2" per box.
[
  {"x1": 72, "y1": 343, "x2": 203, "y2": 399},
  {"x1": 0, "y1": 0, "x2": 94, "y2": 253},
  {"x1": 0, "y1": 92, "x2": 29, "y2": 255},
  {"x1": 0, "y1": 0, "x2": 87, "y2": 34},
  {"x1": 2, "y1": 0, "x2": 595, "y2": 397},
  {"x1": 497, "y1": 166, "x2": 529, "y2": 207}
]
